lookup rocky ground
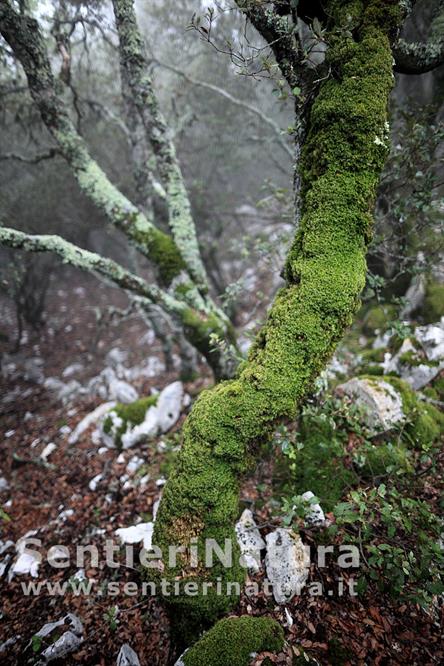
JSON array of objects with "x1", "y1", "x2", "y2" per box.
[{"x1": 0, "y1": 273, "x2": 443, "y2": 665}]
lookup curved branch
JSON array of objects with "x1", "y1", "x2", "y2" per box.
[
  {"x1": 394, "y1": 36, "x2": 444, "y2": 74},
  {"x1": 152, "y1": 58, "x2": 293, "y2": 159},
  {"x1": 0, "y1": 0, "x2": 184, "y2": 287},
  {"x1": 236, "y1": 0, "x2": 302, "y2": 89},
  {"x1": 0, "y1": 226, "x2": 182, "y2": 312},
  {"x1": 0, "y1": 226, "x2": 237, "y2": 378}
]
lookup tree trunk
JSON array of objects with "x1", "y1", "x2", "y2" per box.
[{"x1": 152, "y1": 0, "x2": 403, "y2": 630}]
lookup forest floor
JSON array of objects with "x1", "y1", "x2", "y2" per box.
[{"x1": 0, "y1": 273, "x2": 443, "y2": 665}]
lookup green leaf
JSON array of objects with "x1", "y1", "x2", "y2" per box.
[{"x1": 312, "y1": 17, "x2": 322, "y2": 36}]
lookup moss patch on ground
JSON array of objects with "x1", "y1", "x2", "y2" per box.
[
  {"x1": 102, "y1": 395, "x2": 158, "y2": 448},
  {"x1": 183, "y1": 616, "x2": 284, "y2": 666}
]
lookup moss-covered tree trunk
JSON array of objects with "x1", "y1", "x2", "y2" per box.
[{"x1": 153, "y1": 0, "x2": 404, "y2": 630}]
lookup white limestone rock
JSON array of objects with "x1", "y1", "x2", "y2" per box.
[
  {"x1": 126, "y1": 455, "x2": 145, "y2": 475},
  {"x1": 62, "y1": 363, "x2": 84, "y2": 378},
  {"x1": 88, "y1": 474, "x2": 103, "y2": 491},
  {"x1": 120, "y1": 382, "x2": 184, "y2": 449},
  {"x1": 301, "y1": 491, "x2": 325, "y2": 527},
  {"x1": 115, "y1": 522, "x2": 154, "y2": 551},
  {"x1": 120, "y1": 408, "x2": 159, "y2": 450},
  {"x1": 12, "y1": 531, "x2": 41, "y2": 578},
  {"x1": 31, "y1": 613, "x2": 83, "y2": 664},
  {"x1": 107, "y1": 377, "x2": 139, "y2": 404},
  {"x1": 106, "y1": 348, "x2": 129, "y2": 368},
  {"x1": 117, "y1": 644, "x2": 141, "y2": 666},
  {"x1": 383, "y1": 337, "x2": 443, "y2": 390},
  {"x1": 156, "y1": 381, "x2": 184, "y2": 432},
  {"x1": 265, "y1": 529, "x2": 310, "y2": 603},
  {"x1": 69, "y1": 401, "x2": 116, "y2": 445},
  {"x1": 235, "y1": 509, "x2": 265, "y2": 572},
  {"x1": 40, "y1": 443, "x2": 57, "y2": 461},
  {"x1": 337, "y1": 377, "x2": 404, "y2": 434},
  {"x1": 415, "y1": 318, "x2": 444, "y2": 362}
]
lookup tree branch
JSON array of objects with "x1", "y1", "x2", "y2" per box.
[
  {"x1": 0, "y1": 148, "x2": 59, "y2": 163},
  {"x1": 0, "y1": 0, "x2": 184, "y2": 288},
  {"x1": 0, "y1": 226, "x2": 181, "y2": 312},
  {"x1": 394, "y1": 36, "x2": 444, "y2": 74},
  {"x1": 152, "y1": 58, "x2": 293, "y2": 159},
  {"x1": 0, "y1": 225, "x2": 237, "y2": 375},
  {"x1": 236, "y1": 0, "x2": 302, "y2": 89},
  {"x1": 112, "y1": 0, "x2": 210, "y2": 294},
  {"x1": 394, "y1": 1, "x2": 444, "y2": 74}
]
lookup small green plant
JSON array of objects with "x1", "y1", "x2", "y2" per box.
[
  {"x1": 31, "y1": 634, "x2": 43, "y2": 654},
  {"x1": 281, "y1": 493, "x2": 321, "y2": 527},
  {"x1": 103, "y1": 605, "x2": 119, "y2": 632},
  {"x1": 332, "y1": 486, "x2": 444, "y2": 605},
  {"x1": 0, "y1": 507, "x2": 11, "y2": 522}
]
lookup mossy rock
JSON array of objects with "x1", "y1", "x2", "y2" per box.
[
  {"x1": 358, "y1": 364, "x2": 384, "y2": 376},
  {"x1": 361, "y1": 348, "x2": 386, "y2": 364},
  {"x1": 380, "y1": 376, "x2": 444, "y2": 449},
  {"x1": 102, "y1": 395, "x2": 158, "y2": 448},
  {"x1": 423, "y1": 281, "x2": 444, "y2": 324},
  {"x1": 362, "y1": 304, "x2": 395, "y2": 335},
  {"x1": 182, "y1": 616, "x2": 284, "y2": 666}
]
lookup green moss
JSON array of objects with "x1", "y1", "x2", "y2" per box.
[
  {"x1": 361, "y1": 347, "x2": 385, "y2": 363},
  {"x1": 379, "y1": 376, "x2": 444, "y2": 449},
  {"x1": 423, "y1": 281, "x2": 444, "y2": 324},
  {"x1": 408, "y1": 403, "x2": 444, "y2": 449},
  {"x1": 398, "y1": 349, "x2": 423, "y2": 366},
  {"x1": 183, "y1": 616, "x2": 284, "y2": 666},
  {"x1": 431, "y1": 374, "x2": 444, "y2": 400},
  {"x1": 362, "y1": 304, "x2": 395, "y2": 334},
  {"x1": 358, "y1": 364, "x2": 384, "y2": 376},
  {"x1": 103, "y1": 395, "x2": 158, "y2": 448},
  {"x1": 141, "y1": 227, "x2": 186, "y2": 286}
]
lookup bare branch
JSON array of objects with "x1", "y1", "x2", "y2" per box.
[
  {"x1": 0, "y1": 148, "x2": 59, "y2": 163},
  {"x1": 235, "y1": 0, "x2": 302, "y2": 89},
  {"x1": 152, "y1": 58, "x2": 293, "y2": 159}
]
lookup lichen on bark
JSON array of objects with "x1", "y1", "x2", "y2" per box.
[{"x1": 152, "y1": 0, "x2": 403, "y2": 624}]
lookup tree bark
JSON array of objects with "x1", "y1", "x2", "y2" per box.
[{"x1": 152, "y1": 0, "x2": 404, "y2": 628}]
